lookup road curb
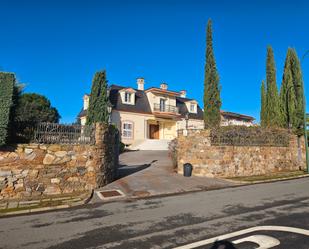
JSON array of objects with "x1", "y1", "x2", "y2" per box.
[
  {"x1": 0, "y1": 190, "x2": 93, "y2": 217},
  {"x1": 224, "y1": 173, "x2": 309, "y2": 184}
]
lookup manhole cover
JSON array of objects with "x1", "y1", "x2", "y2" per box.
[{"x1": 96, "y1": 189, "x2": 125, "y2": 200}]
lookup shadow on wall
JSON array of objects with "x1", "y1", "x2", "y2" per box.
[{"x1": 116, "y1": 159, "x2": 157, "y2": 179}]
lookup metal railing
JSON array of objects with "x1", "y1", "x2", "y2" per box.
[
  {"x1": 33, "y1": 122, "x2": 95, "y2": 144},
  {"x1": 153, "y1": 103, "x2": 179, "y2": 114},
  {"x1": 210, "y1": 127, "x2": 289, "y2": 147}
]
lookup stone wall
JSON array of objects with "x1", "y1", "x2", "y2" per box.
[
  {"x1": 0, "y1": 123, "x2": 119, "y2": 200},
  {"x1": 177, "y1": 129, "x2": 305, "y2": 178}
]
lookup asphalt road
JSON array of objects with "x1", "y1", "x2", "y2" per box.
[{"x1": 0, "y1": 178, "x2": 308, "y2": 249}]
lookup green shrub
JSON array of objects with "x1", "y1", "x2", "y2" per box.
[
  {"x1": 119, "y1": 141, "x2": 125, "y2": 154},
  {"x1": 0, "y1": 73, "x2": 15, "y2": 146}
]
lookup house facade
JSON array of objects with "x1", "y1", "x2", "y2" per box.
[{"x1": 78, "y1": 78, "x2": 255, "y2": 145}]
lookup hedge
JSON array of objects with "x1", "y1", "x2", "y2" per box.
[{"x1": 0, "y1": 72, "x2": 15, "y2": 146}]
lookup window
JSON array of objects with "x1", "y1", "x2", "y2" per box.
[
  {"x1": 124, "y1": 92, "x2": 132, "y2": 103},
  {"x1": 160, "y1": 98, "x2": 166, "y2": 112},
  {"x1": 190, "y1": 103, "x2": 195, "y2": 112},
  {"x1": 122, "y1": 122, "x2": 133, "y2": 139}
]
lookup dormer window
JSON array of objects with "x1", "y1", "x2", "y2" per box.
[
  {"x1": 190, "y1": 103, "x2": 195, "y2": 112},
  {"x1": 124, "y1": 92, "x2": 132, "y2": 103},
  {"x1": 185, "y1": 101, "x2": 197, "y2": 114},
  {"x1": 120, "y1": 88, "x2": 136, "y2": 105}
]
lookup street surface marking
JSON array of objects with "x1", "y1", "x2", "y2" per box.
[
  {"x1": 233, "y1": 235, "x2": 280, "y2": 248},
  {"x1": 173, "y1": 225, "x2": 309, "y2": 249}
]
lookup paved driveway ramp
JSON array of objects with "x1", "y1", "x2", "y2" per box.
[{"x1": 93, "y1": 151, "x2": 235, "y2": 202}]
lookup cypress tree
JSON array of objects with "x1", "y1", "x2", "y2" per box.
[
  {"x1": 279, "y1": 48, "x2": 296, "y2": 129},
  {"x1": 0, "y1": 72, "x2": 15, "y2": 146},
  {"x1": 204, "y1": 19, "x2": 221, "y2": 129},
  {"x1": 265, "y1": 46, "x2": 281, "y2": 127},
  {"x1": 260, "y1": 80, "x2": 267, "y2": 127},
  {"x1": 86, "y1": 70, "x2": 109, "y2": 125},
  {"x1": 289, "y1": 49, "x2": 304, "y2": 134}
]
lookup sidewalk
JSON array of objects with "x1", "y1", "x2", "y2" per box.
[{"x1": 92, "y1": 150, "x2": 235, "y2": 203}]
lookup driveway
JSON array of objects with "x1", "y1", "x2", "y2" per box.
[{"x1": 93, "y1": 150, "x2": 234, "y2": 202}]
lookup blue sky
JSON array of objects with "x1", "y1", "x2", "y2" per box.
[{"x1": 1, "y1": 0, "x2": 309, "y2": 123}]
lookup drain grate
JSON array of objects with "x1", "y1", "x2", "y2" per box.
[{"x1": 97, "y1": 189, "x2": 125, "y2": 200}]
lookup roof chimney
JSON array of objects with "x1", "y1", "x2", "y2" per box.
[
  {"x1": 137, "y1": 77, "x2": 145, "y2": 90},
  {"x1": 83, "y1": 94, "x2": 89, "y2": 110},
  {"x1": 160, "y1": 82, "x2": 168, "y2": 90},
  {"x1": 180, "y1": 90, "x2": 187, "y2": 98}
]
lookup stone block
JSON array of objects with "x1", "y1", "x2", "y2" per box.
[
  {"x1": 12, "y1": 169, "x2": 23, "y2": 175},
  {"x1": 24, "y1": 148, "x2": 33, "y2": 154},
  {"x1": 67, "y1": 176, "x2": 79, "y2": 182},
  {"x1": 29, "y1": 169, "x2": 39, "y2": 178},
  {"x1": 21, "y1": 169, "x2": 29, "y2": 177},
  {"x1": 43, "y1": 154, "x2": 56, "y2": 165},
  {"x1": 55, "y1": 151, "x2": 68, "y2": 157},
  {"x1": 87, "y1": 166, "x2": 95, "y2": 172},
  {"x1": 47, "y1": 144, "x2": 62, "y2": 152},
  {"x1": 0, "y1": 171, "x2": 12, "y2": 177},
  {"x1": 27, "y1": 144, "x2": 39, "y2": 149},
  {"x1": 25, "y1": 152, "x2": 36, "y2": 161},
  {"x1": 44, "y1": 185, "x2": 61, "y2": 195},
  {"x1": 40, "y1": 145, "x2": 47, "y2": 150},
  {"x1": 51, "y1": 178, "x2": 60, "y2": 184},
  {"x1": 8, "y1": 152, "x2": 19, "y2": 159},
  {"x1": 14, "y1": 183, "x2": 24, "y2": 191},
  {"x1": 55, "y1": 156, "x2": 71, "y2": 164}
]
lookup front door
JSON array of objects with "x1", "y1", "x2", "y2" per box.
[{"x1": 149, "y1": 124, "x2": 160, "y2": 139}]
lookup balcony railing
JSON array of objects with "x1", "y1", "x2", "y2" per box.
[{"x1": 153, "y1": 103, "x2": 179, "y2": 114}]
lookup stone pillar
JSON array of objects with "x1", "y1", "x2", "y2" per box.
[{"x1": 94, "y1": 123, "x2": 119, "y2": 188}]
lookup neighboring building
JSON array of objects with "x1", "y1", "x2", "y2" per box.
[
  {"x1": 220, "y1": 111, "x2": 255, "y2": 127},
  {"x1": 78, "y1": 78, "x2": 255, "y2": 145}
]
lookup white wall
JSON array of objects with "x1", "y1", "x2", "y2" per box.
[{"x1": 177, "y1": 118, "x2": 204, "y2": 130}]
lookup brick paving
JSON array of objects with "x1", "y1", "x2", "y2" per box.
[{"x1": 93, "y1": 150, "x2": 236, "y2": 202}]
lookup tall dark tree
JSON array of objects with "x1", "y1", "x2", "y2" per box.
[
  {"x1": 14, "y1": 93, "x2": 60, "y2": 123},
  {"x1": 289, "y1": 49, "x2": 304, "y2": 134},
  {"x1": 203, "y1": 19, "x2": 221, "y2": 128},
  {"x1": 279, "y1": 48, "x2": 296, "y2": 128},
  {"x1": 260, "y1": 80, "x2": 267, "y2": 127},
  {"x1": 265, "y1": 46, "x2": 281, "y2": 127},
  {"x1": 279, "y1": 48, "x2": 304, "y2": 133},
  {"x1": 86, "y1": 70, "x2": 109, "y2": 125},
  {"x1": 0, "y1": 72, "x2": 15, "y2": 146}
]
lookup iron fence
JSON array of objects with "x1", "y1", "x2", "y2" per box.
[
  {"x1": 210, "y1": 126, "x2": 289, "y2": 147},
  {"x1": 32, "y1": 122, "x2": 95, "y2": 144}
]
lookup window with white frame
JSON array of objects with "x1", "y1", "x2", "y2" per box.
[
  {"x1": 124, "y1": 92, "x2": 132, "y2": 104},
  {"x1": 122, "y1": 121, "x2": 133, "y2": 139},
  {"x1": 190, "y1": 103, "x2": 196, "y2": 112}
]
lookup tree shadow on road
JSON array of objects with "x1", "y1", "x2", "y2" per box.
[{"x1": 116, "y1": 160, "x2": 158, "y2": 179}]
